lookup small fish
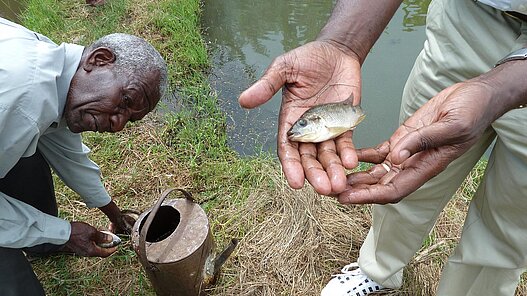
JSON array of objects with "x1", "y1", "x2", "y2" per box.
[
  {"x1": 287, "y1": 96, "x2": 365, "y2": 143},
  {"x1": 97, "y1": 230, "x2": 121, "y2": 248}
]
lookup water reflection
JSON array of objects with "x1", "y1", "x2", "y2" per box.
[
  {"x1": 203, "y1": 0, "x2": 430, "y2": 156},
  {"x1": 402, "y1": 0, "x2": 429, "y2": 31},
  {"x1": 0, "y1": 0, "x2": 22, "y2": 21},
  {"x1": 203, "y1": 0, "x2": 334, "y2": 155}
]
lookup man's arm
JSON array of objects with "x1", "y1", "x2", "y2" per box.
[
  {"x1": 37, "y1": 128, "x2": 112, "y2": 209},
  {"x1": 0, "y1": 193, "x2": 70, "y2": 248},
  {"x1": 38, "y1": 128, "x2": 133, "y2": 234},
  {"x1": 338, "y1": 55, "x2": 527, "y2": 204},
  {"x1": 317, "y1": 0, "x2": 403, "y2": 64}
]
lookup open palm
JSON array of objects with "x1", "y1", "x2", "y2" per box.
[
  {"x1": 239, "y1": 40, "x2": 362, "y2": 194},
  {"x1": 338, "y1": 82, "x2": 495, "y2": 204}
]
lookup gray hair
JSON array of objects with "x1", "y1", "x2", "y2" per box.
[{"x1": 89, "y1": 33, "x2": 168, "y2": 103}]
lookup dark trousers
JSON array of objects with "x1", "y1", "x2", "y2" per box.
[{"x1": 0, "y1": 150, "x2": 57, "y2": 296}]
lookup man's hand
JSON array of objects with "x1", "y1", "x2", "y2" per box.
[
  {"x1": 337, "y1": 82, "x2": 496, "y2": 204},
  {"x1": 59, "y1": 222, "x2": 117, "y2": 257},
  {"x1": 239, "y1": 40, "x2": 362, "y2": 195},
  {"x1": 99, "y1": 200, "x2": 135, "y2": 235}
]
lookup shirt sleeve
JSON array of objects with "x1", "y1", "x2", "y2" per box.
[
  {"x1": 0, "y1": 192, "x2": 70, "y2": 248},
  {"x1": 0, "y1": 99, "x2": 73, "y2": 248},
  {"x1": 38, "y1": 128, "x2": 112, "y2": 209}
]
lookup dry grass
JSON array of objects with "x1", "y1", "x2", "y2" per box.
[
  {"x1": 208, "y1": 169, "x2": 371, "y2": 295},
  {"x1": 206, "y1": 160, "x2": 527, "y2": 296},
  {"x1": 32, "y1": 120, "x2": 527, "y2": 295}
]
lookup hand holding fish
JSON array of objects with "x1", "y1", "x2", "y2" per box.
[
  {"x1": 337, "y1": 82, "x2": 498, "y2": 204},
  {"x1": 99, "y1": 200, "x2": 135, "y2": 235},
  {"x1": 239, "y1": 40, "x2": 362, "y2": 195},
  {"x1": 58, "y1": 222, "x2": 118, "y2": 257}
]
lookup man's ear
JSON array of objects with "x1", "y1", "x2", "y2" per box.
[{"x1": 83, "y1": 47, "x2": 116, "y2": 72}]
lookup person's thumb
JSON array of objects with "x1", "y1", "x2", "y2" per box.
[
  {"x1": 239, "y1": 59, "x2": 286, "y2": 109},
  {"x1": 391, "y1": 122, "x2": 453, "y2": 164}
]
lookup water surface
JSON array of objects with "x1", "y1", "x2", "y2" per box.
[
  {"x1": 202, "y1": 0, "x2": 429, "y2": 156},
  {"x1": 0, "y1": 0, "x2": 22, "y2": 21}
]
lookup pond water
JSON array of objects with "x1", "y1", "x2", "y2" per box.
[
  {"x1": 0, "y1": 0, "x2": 22, "y2": 21},
  {"x1": 0, "y1": 0, "x2": 430, "y2": 157},
  {"x1": 202, "y1": 0, "x2": 430, "y2": 156}
]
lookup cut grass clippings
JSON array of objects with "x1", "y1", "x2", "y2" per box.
[{"x1": 17, "y1": 0, "x2": 527, "y2": 295}]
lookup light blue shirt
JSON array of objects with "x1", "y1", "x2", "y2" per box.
[
  {"x1": 477, "y1": 0, "x2": 527, "y2": 14},
  {"x1": 0, "y1": 18, "x2": 112, "y2": 248}
]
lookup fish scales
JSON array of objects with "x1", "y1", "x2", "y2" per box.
[{"x1": 287, "y1": 99, "x2": 365, "y2": 143}]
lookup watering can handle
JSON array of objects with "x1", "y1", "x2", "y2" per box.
[{"x1": 138, "y1": 188, "x2": 194, "y2": 271}]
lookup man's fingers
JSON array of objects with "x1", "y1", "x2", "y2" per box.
[
  {"x1": 278, "y1": 139, "x2": 305, "y2": 190},
  {"x1": 356, "y1": 141, "x2": 390, "y2": 164},
  {"x1": 318, "y1": 140, "x2": 347, "y2": 193},
  {"x1": 335, "y1": 131, "x2": 358, "y2": 169},
  {"x1": 298, "y1": 143, "x2": 332, "y2": 195},
  {"x1": 239, "y1": 60, "x2": 286, "y2": 109},
  {"x1": 337, "y1": 184, "x2": 402, "y2": 204},
  {"x1": 94, "y1": 245, "x2": 118, "y2": 258},
  {"x1": 339, "y1": 153, "x2": 445, "y2": 204},
  {"x1": 346, "y1": 164, "x2": 389, "y2": 185},
  {"x1": 391, "y1": 123, "x2": 453, "y2": 164},
  {"x1": 93, "y1": 231, "x2": 120, "y2": 257}
]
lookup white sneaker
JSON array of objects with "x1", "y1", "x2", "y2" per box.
[{"x1": 321, "y1": 263, "x2": 385, "y2": 296}]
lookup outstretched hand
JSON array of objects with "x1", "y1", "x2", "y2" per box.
[
  {"x1": 337, "y1": 82, "x2": 496, "y2": 204},
  {"x1": 239, "y1": 41, "x2": 362, "y2": 195}
]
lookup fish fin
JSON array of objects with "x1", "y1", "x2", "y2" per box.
[
  {"x1": 327, "y1": 126, "x2": 350, "y2": 136},
  {"x1": 340, "y1": 93, "x2": 360, "y2": 106},
  {"x1": 342, "y1": 93, "x2": 354, "y2": 104},
  {"x1": 351, "y1": 113, "x2": 366, "y2": 128}
]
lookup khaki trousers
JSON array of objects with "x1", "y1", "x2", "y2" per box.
[{"x1": 358, "y1": 0, "x2": 527, "y2": 295}]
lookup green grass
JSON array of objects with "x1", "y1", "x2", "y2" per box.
[
  {"x1": 17, "y1": 0, "x2": 526, "y2": 295},
  {"x1": 18, "y1": 0, "x2": 274, "y2": 294}
]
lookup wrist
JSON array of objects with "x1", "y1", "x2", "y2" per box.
[
  {"x1": 316, "y1": 0, "x2": 402, "y2": 64},
  {"x1": 471, "y1": 59, "x2": 527, "y2": 120},
  {"x1": 98, "y1": 200, "x2": 121, "y2": 223}
]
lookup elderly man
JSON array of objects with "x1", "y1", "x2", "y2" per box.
[{"x1": 0, "y1": 17, "x2": 167, "y2": 295}]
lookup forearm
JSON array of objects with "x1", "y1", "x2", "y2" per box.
[
  {"x1": 98, "y1": 200, "x2": 121, "y2": 224},
  {"x1": 38, "y1": 132, "x2": 111, "y2": 208},
  {"x1": 472, "y1": 56, "x2": 527, "y2": 120},
  {"x1": 317, "y1": 0, "x2": 403, "y2": 64}
]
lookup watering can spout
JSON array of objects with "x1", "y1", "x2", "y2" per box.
[
  {"x1": 214, "y1": 238, "x2": 238, "y2": 275},
  {"x1": 203, "y1": 238, "x2": 238, "y2": 287}
]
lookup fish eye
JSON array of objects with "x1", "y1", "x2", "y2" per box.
[{"x1": 298, "y1": 119, "x2": 307, "y2": 127}]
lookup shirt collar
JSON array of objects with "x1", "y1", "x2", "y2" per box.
[{"x1": 55, "y1": 43, "x2": 84, "y2": 126}]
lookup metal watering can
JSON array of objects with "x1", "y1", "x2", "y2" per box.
[{"x1": 131, "y1": 188, "x2": 237, "y2": 296}]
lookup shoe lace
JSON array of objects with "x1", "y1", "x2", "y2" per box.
[{"x1": 331, "y1": 262, "x2": 364, "y2": 277}]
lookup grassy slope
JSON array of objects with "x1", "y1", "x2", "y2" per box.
[
  {"x1": 18, "y1": 0, "x2": 525, "y2": 295},
  {"x1": 21, "y1": 0, "x2": 274, "y2": 295}
]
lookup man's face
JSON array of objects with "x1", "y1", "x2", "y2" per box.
[{"x1": 64, "y1": 48, "x2": 161, "y2": 133}]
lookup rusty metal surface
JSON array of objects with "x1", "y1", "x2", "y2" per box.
[
  {"x1": 131, "y1": 189, "x2": 236, "y2": 296},
  {"x1": 131, "y1": 198, "x2": 210, "y2": 264},
  {"x1": 141, "y1": 230, "x2": 214, "y2": 296}
]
